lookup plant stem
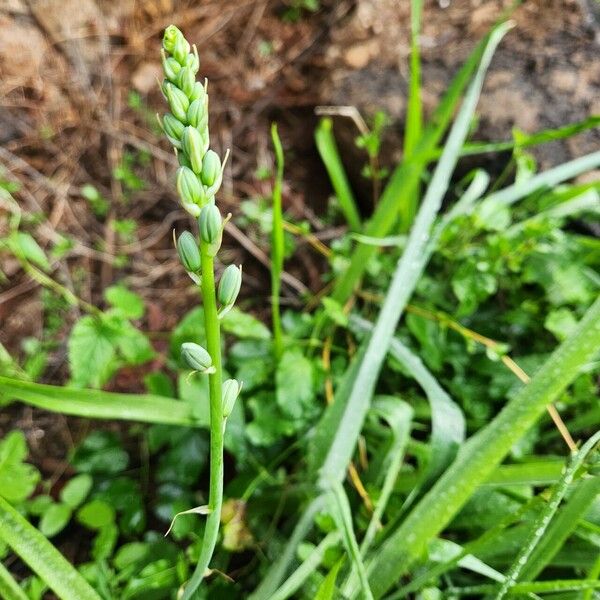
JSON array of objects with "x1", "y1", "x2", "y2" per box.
[
  {"x1": 271, "y1": 123, "x2": 285, "y2": 360},
  {"x1": 182, "y1": 244, "x2": 224, "y2": 599}
]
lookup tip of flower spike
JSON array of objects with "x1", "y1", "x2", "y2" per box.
[{"x1": 163, "y1": 25, "x2": 182, "y2": 54}]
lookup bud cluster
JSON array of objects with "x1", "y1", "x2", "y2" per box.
[{"x1": 160, "y1": 25, "x2": 226, "y2": 217}]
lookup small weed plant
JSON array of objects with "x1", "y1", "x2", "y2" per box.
[{"x1": 0, "y1": 8, "x2": 599, "y2": 600}]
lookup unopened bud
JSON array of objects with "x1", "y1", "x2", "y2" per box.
[
  {"x1": 176, "y1": 166, "x2": 203, "y2": 216},
  {"x1": 200, "y1": 150, "x2": 221, "y2": 187},
  {"x1": 182, "y1": 126, "x2": 204, "y2": 174},
  {"x1": 163, "y1": 113, "x2": 185, "y2": 141},
  {"x1": 177, "y1": 231, "x2": 201, "y2": 272},
  {"x1": 187, "y1": 98, "x2": 205, "y2": 129},
  {"x1": 199, "y1": 203, "x2": 222, "y2": 248},
  {"x1": 218, "y1": 265, "x2": 242, "y2": 308},
  {"x1": 162, "y1": 25, "x2": 181, "y2": 55},
  {"x1": 162, "y1": 54, "x2": 181, "y2": 82},
  {"x1": 185, "y1": 46, "x2": 200, "y2": 73},
  {"x1": 177, "y1": 66, "x2": 195, "y2": 97},
  {"x1": 222, "y1": 379, "x2": 241, "y2": 418},
  {"x1": 164, "y1": 83, "x2": 189, "y2": 123},
  {"x1": 181, "y1": 342, "x2": 212, "y2": 372}
]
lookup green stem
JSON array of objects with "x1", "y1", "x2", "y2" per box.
[{"x1": 182, "y1": 244, "x2": 224, "y2": 599}]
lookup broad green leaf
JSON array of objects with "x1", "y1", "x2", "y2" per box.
[
  {"x1": 12, "y1": 232, "x2": 50, "y2": 271},
  {"x1": 39, "y1": 503, "x2": 71, "y2": 538},
  {"x1": 104, "y1": 285, "x2": 145, "y2": 319},
  {"x1": 0, "y1": 376, "x2": 196, "y2": 426},
  {"x1": 77, "y1": 499, "x2": 116, "y2": 530},
  {"x1": 276, "y1": 348, "x2": 314, "y2": 420},
  {"x1": 71, "y1": 431, "x2": 129, "y2": 475},
  {"x1": 60, "y1": 474, "x2": 93, "y2": 509},
  {"x1": 222, "y1": 307, "x2": 271, "y2": 340},
  {"x1": 0, "y1": 431, "x2": 40, "y2": 503},
  {"x1": 0, "y1": 496, "x2": 102, "y2": 600},
  {"x1": 68, "y1": 315, "x2": 118, "y2": 388}
]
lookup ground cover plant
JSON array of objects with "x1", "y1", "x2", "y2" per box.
[{"x1": 0, "y1": 3, "x2": 599, "y2": 599}]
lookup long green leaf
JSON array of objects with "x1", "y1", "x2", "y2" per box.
[
  {"x1": 451, "y1": 579, "x2": 600, "y2": 596},
  {"x1": 0, "y1": 562, "x2": 28, "y2": 600},
  {"x1": 309, "y1": 21, "x2": 511, "y2": 490},
  {"x1": 315, "y1": 117, "x2": 361, "y2": 231},
  {"x1": 271, "y1": 123, "x2": 285, "y2": 360},
  {"x1": 269, "y1": 532, "x2": 341, "y2": 600},
  {"x1": 400, "y1": 0, "x2": 423, "y2": 230},
  {"x1": 0, "y1": 497, "x2": 102, "y2": 600},
  {"x1": 365, "y1": 295, "x2": 600, "y2": 598},
  {"x1": 351, "y1": 316, "x2": 465, "y2": 492},
  {"x1": 499, "y1": 432, "x2": 600, "y2": 594},
  {"x1": 329, "y1": 482, "x2": 374, "y2": 600},
  {"x1": 0, "y1": 376, "x2": 198, "y2": 426},
  {"x1": 315, "y1": 560, "x2": 343, "y2": 600}
]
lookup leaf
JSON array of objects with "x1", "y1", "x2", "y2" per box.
[
  {"x1": 0, "y1": 561, "x2": 29, "y2": 600},
  {"x1": 169, "y1": 306, "x2": 206, "y2": 363},
  {"x1": 315, "y1": 560, "x2": 343, "y2": 600},
  {"x1": 0, "y1": 376, "x2": 197, "y2": 427},
  {"x1": 246, "y1": 394, "x2": 297, "y2": 446},
  {"x1": 105, "y1": 285, "x2": 145, "y2": 319},
  {"x1": 276, "y1": 349, "x2": 314, "y2": 420},
  {"x1": 113, "y1": 317, "x2": 155, "y2": 365},
  {"x1": 12, "y1": 232, "x2": 50, "y2": 271},
  {"x1": 60, "y1": 474, "x2": 93, "y2": 509},
  {"x1": 39, "y1": 503, "x2": 71, "y2": 538},
  {"x1": 221, "y1": 307, "x2": 271, "y2": 340},
  {"x1": 544, "y1": 307, "x2": 578, "y2": 341},
  {"x1": 0, "y1": 431, "x2": 40, "y2": 503},
  {"x1": 71, "y1": 431, "x2": 129, "y2": 475},
  {"x1": 77, "y1": 499, "x2": 116, "y2": 530},
  {"x1": 68, "y1": 315, "x2": 118, "y2": 388},
  {"x1": 0, "y1": 496, "x2": 102, "y2": 600}
]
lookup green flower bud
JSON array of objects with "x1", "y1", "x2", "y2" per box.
[
  {"x1": 177, "y1": 231, "x2": 201, "y2": 272},
  {"x1": 162, "y1": 55, "x2": 181, "y2": 82},
  {"x1": 187, "y1": 98, "x2": 205, "y2": 128},
  {"x1": 199, "y1": 203, "x2": 222, "y2": 246},
  {"x1": 176, "y1": 166, "x2": 203, "y2": 216},
  {"x1": 189, "y1": 81, "x2": 206, "y2": 102},
  {"x1": 181, "y1": 342, "x2": 212, "y2": 372},
  {"x1": 218, "y1": 265, "x2": 242, "y2": 308},
  {"x1": 222, "y1": 379, "x2": 241, "y2": 418},
  {"x1": 182, "y1": 126, "x2": 204, "y2": 174},
  {"x1": 164, "y1": 82, "x2": 189, "y2": 122},
  {"x1": 172, "y1": 33, "x2": 191, "y2": 64},
  {"x1": 177, "y1": 66, "x2": 195, "y2": 97},
  {"x1": 163, "y1": 113, "x2": 185, "y2": 141},
  {"x1": 163, "y1": 25, "x2": 181, "y2": 55},
  {"x1": 200, "y1": 150, "x2": 221, "y2": 187},
  {"x1": 185, "y1": 47, "x2": 200, "y2": 73}
]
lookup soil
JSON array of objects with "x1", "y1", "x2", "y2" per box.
[{"x1": 0, "y1": 0, "x2": 599, "y2": 452}]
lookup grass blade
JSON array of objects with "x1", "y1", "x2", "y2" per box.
[
  {"x1": 0, "y1": 562, "x2": 28, "y2": 600},
  {"x1": 249, "y1": 496, "x2": 326, "y2": 600},
  {"x1": 351, "y1": 317, "x2": 465, "y2": 491},
  {"x1": 496, "y1": 431, "x2": 600, "y2": 597},
  {"x1": 0, "y1": 496, "x2": 102, "y2": 600},
  {"x1": 315, "y1": 117, "x2": 361, "y2": 231},
  {"x1": 0, "y1": 376, "x2": 198, "y2": 426},
  {"x1": 271, "y1": 123, "x2": 285, "y2": 360},
  {"x1": 310, "y1": 21, "x2": 511, "y2": 490},
  {"x1": 400, "y1": 0, "x2": 423, "y2": 229},
  {"x1": 359, "y1": 398, "x2": 413, "y2": 555},
  {"x1": 269, "y1": 532, "x2": 341, "y2": 600},
  {"x1": 450, "y1": 579, "x2": 600, "y2": 596},
  {"x1": 315, "y1": 560, "x2": 343, "y2": 600},
  {"x1": 329, "y1": 482, "x2": 374, "y2": 600},
  {"x1": 365, "y1": 295, "x2": 600, "y2": 598}
]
